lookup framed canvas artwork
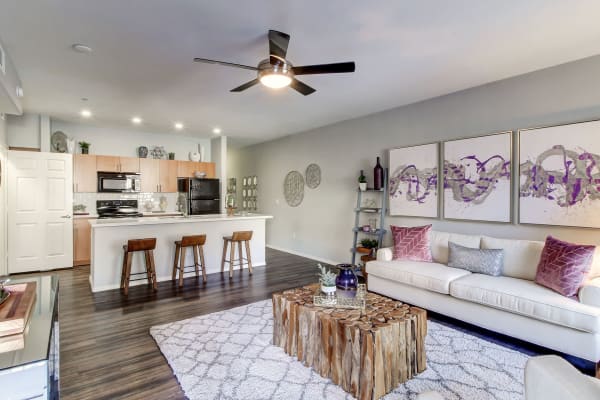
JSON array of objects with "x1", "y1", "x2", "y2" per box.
[
  {"x1": 389, "y1": 143, "x2": 439, "y2": 218},
  {"x1": 443, "y1": 132, "x2": 512, "y2": 222},
  {"x1": 519, "y1": 119, "x2": 600, "y2": 228}
]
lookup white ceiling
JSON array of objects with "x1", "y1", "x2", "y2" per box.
[{"x1": 2, "y1": 1, "x2": 600, "y2": 147}]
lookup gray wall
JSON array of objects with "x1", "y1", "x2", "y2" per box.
[{"x1": 231, "y1": 54, "x2": 600, "y2": 264}]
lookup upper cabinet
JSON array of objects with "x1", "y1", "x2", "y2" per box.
[
  {"x1": 96, "y1": 155, "x2": 139, "y2": 173},
  {"x1": 74, "y1": 154, "x2": 214, "y2": 193},
  {"x1": 177, "y1": 161, "x2": 215, "y2": 178},
  {"x1": 0, "y1": 38, "x2": 23, "y2": 115},
  {"x1": 159, "y1": 160, "x2": 178, "y2": 192},
  {"x1": 73, "y1": 154, "x2": 97, "y2": 192}
]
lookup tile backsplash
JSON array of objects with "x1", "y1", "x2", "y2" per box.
[{"x1": 74, "y1": 192, "x2": 180, "y2": 214}]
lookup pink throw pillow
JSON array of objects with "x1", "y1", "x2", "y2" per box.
[
  {"x1": 390, "y1": 224, "x2": 433, "y2": 262},
  {"x1": 535, "y1": 236, "x2": 595, "y2": 298}
]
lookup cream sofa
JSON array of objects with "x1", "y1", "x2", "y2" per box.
[{"x1": 366, "y1": 231, "x2": 600, "y2": 368}]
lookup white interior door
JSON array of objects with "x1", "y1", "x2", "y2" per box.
[{"x1": 8, "y1": 151, "x2": 73, "y2": 273}]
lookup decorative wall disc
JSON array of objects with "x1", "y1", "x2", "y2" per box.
[
  {"x1": 284, "y1": 171, "x2": 305, "y2": 207},
  {"x1": 305, "y1": 163, "x2": 321, "y2": 189}
]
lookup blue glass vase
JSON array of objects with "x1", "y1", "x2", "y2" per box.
[{"x1": 335, "y1": 264, "x2": 358, "y2": 290}]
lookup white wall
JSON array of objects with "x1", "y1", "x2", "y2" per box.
[
  {"x1": 232, "y1": 54, "x2": 600, "y2": 264},
  {"x1": 6, "y1": 113, "x2": 40, "y2": 149},
  {"x1": 0, "y1": 116, "x2": 7, "y2": 275},
  {"x1": 50, "y1": 120, "x2": 211, "y2": 161}
]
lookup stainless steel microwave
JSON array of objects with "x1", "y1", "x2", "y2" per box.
[{"x1": 97, "y1": 172, "x2": 141, "y2": 193}]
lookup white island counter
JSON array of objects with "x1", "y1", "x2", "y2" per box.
[{"x1": 89, "y1": 214, "x2": 273, "y2": 292}]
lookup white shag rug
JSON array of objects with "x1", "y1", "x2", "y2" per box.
[{"x1": 150, "y1": 300, "x2": 528, "y2": 400}]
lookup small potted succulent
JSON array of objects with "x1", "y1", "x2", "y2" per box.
[
  {"x1": 79, "y1": 141, "x2": 90, "y2": 154},
  {"x1": 358, "y1": 170, "x2": 367, "y2": 191},
  {"x1": 317, "y1": 264, "x2": 337, "y2": 296}
]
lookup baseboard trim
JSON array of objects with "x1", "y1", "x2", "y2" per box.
[{"x1": 266, "y1": 244, "x2": 342, "y2": 266}]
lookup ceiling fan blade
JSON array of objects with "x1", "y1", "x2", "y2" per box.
[
  {"x1": 194, "y1": 57, "x2": 257, "y2": 71},
  {"x1": 292, "y1": 62, "x2": 355, "y2": 75},
  {"x1": 230, "y1": 79, "x2": 260, "y2": 92},
  {"x1": 268, "y1": 30, "x2": 290, "y2": 64},
  {"x1": 290, "y1": 79, "x2": 316, "y2": 96}
]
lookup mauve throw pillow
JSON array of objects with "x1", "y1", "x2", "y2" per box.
[
  {"x1": 391, "y1": 224, "x2": 433, "y2": 262},
  {"x1": 535, "y1": 236, "x2": 595, "y2": 298}
]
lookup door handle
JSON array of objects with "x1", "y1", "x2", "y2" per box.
[{"x1": 61, "y1": 215, "x2": 72, "y2": 219}]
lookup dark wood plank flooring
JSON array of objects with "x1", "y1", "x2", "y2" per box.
[{"x1": 55, "y1": 248, "x2": 319, "y2": 400}]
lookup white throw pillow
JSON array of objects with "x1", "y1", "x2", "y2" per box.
[
  {"x1": 429, "y1": 231, "x2": 481, "y2": 264},
  {"x1": 481, "y1": 236, "x2": 544, "y2": 280}
]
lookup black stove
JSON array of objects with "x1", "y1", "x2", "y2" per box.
[{"x1": 97, "y1": 200, "x2": 143, "y2": 219}]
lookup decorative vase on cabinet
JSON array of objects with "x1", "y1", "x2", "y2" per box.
[{"x1": 373, "y1": 156, "x2": 384, "y2": 190}]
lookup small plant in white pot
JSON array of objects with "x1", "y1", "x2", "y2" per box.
[
  {"x1": 317, "y1": 264, "x2": 337, "y2": 296},
  {"x1": 358, "y1": 170, "x2": 367, "y2": 191}
]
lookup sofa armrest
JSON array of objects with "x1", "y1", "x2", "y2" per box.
[
  {"x1": 376, "y1": 247, "x2": 393, "y2": 261},
  {"x1": 579, "y1": 277, "x2": 600, "y2": 308}
]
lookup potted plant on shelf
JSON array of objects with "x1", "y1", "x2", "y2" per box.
[
  {"x1": 357, "y1": 238, "x2": 378, "y2": 256},
  {"x1": 358, "y1": 170, "x2": 367, "y2": 191},
  {"x1": 79, "y1": 141, "x2": 90, "y2": 154},
  {"x1": 317, "y1": 264, "x2": 337, "y2": 296}
]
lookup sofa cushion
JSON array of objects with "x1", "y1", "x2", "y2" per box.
[
  {"x1": 366, "y1": 259, "x2": 471, "y2": 295},
  {"x1": 481, "y1": 236, "x2": 544, "y2": 280},
  {"x1": 430, "y1": 231, "x2": 481, "y2": 264},
  {"x1": 450, "y1": 274, "x2": 600, "y2": 333}
]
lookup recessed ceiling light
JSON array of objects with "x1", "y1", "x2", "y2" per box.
[
  {"x1": 212, "y1": 127, "x2": 222, "y2": 135},
  {"x1": 174, "y1": 122, "x2": 184, "y2": 130},
  {"x1": 72, "y1": 44, "x2": 93, "y2": 54},
  {"x1": 131, "y1": 117, "x2": 142, "y2": 125},
  {"x1": 80, "y1": 109, "x2": 92, "y2": 118}
]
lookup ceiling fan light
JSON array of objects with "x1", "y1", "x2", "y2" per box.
[{"x1": 259, "y1": 73, "x2": 292, "y2": 89}]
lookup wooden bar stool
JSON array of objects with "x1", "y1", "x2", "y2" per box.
[
  {"x1": 221, "y1": 231, "x2": 253, "y2": 278},
  {"x1": 120, "y1": 238, "x2": 158, "y2": 295},
  {"x1": 172, "y1": 234, "x2": 207, "y2": 287}
]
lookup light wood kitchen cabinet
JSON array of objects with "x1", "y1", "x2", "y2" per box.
[
  {"x1": 96, "y1": 155, "x2": 120, "y2": 172},
  {"x1": 139, "y1": 159, "x2": 179, "y2": 192},
  {"x1": 73, "y1": 218, "x2": 92, "y2": 266},
  {"x1": 96, "y1": 155, "x2": 139, "y2": 173},
  {"x1": 139, "y1": 158, "x2": 160, "y2": 192},
  {"x1": 119, "y1": 157, "x2": 140, "y2": 173},
  {"x1": 159, "y1": 160, "x2": 179, "y2": 192},
  {"x1": 177, "y1": 161, "x2": 216, "y2": 178},
  {"x1": 73, "y1": 154, "x2": 97, "y2": 192}
]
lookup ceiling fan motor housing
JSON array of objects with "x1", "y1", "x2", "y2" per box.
[{"x1": 257, "y1": 58, "x2": 293, "y2": 80}]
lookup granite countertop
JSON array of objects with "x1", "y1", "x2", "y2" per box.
[{"x1": 89, "y1": 213, "x2": 273, "y2": 228}]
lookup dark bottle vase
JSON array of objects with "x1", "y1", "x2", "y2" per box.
[
  {"x1": 374, "y1": 156, "x2": 384, "y2": 190},
  {"x1": 335, "y1": 264, "x2": 358, "y2": 290}
]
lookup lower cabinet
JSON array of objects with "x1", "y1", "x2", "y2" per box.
[{"x1": 73, "y1": 218, "x2": 92, "y2": 266}]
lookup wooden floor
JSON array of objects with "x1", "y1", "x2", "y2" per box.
[{"x1": 54, "y1": 248, "x2": 319, "y2": 400}]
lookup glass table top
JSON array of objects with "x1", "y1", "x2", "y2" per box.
[{"x1": 0, "y1": 275, "x2": 58, "y2": 370}]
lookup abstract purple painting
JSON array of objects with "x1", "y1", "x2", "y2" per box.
[
  {"x1": 443, "y1": 132, "x2": 512, "y2": 222},
  {"x1": 519, "y1": 119, "x2": 600, "y2": 228},
  {"x1": 389, "y1": 143, "x2": 439, "y2": 217}
]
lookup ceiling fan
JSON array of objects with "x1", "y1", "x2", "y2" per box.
[{"x1": 193, "y1": 30, "x2": 355, "y2": 96}]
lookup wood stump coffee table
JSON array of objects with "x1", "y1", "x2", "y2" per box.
[{"x1": 272, "y1": 285, "x2": 427, "y2": 400}]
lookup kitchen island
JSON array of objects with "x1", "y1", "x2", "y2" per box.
[{"x1": 89, "y1": 214, "x2": 273, "y2": 292}]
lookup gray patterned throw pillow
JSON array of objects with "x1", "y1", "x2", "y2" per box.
[{"x1": 447, "y1": 241, "x2": 504, "y2": 276}]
